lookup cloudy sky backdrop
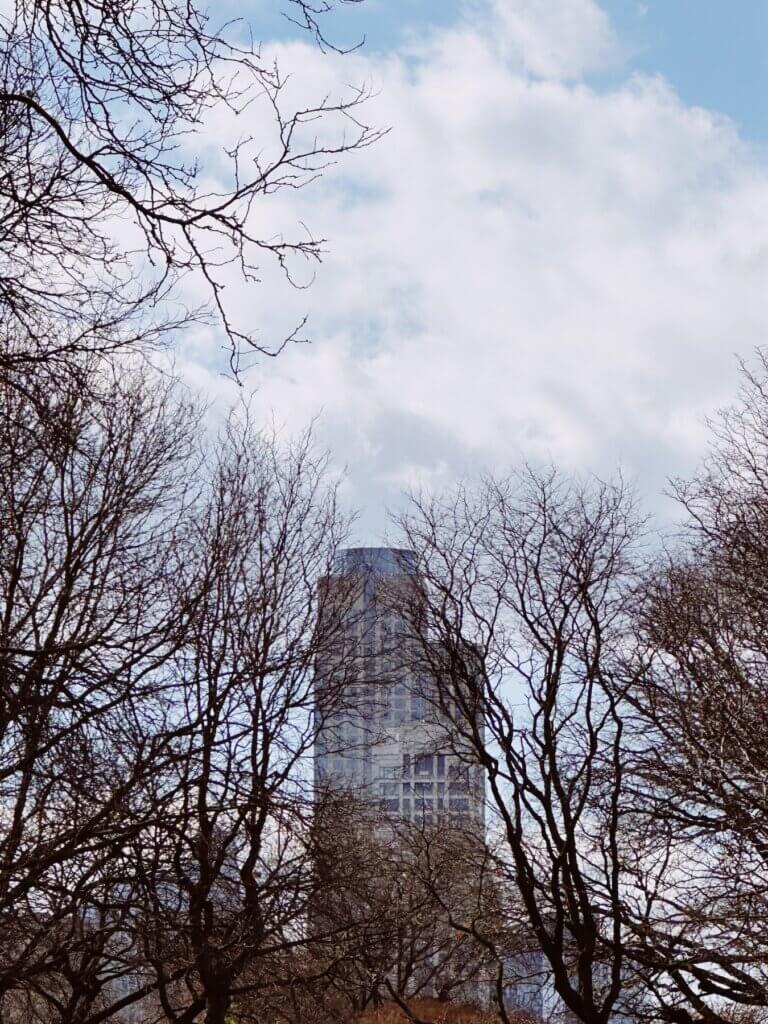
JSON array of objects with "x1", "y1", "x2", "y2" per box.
[{"x1": 181, "y1": 0, "x2": 768, "y2": 540}]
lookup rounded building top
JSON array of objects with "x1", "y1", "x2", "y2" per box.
[{"x1": 333, "y1": 547, "x2": 417, "y2": 577}]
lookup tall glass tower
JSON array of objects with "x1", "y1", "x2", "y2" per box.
[{"x1": 314, "y1": 546, "x2": 484, "y2": 829}]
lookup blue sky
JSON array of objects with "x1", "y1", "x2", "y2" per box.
[
  {"x1": 184, "y1": 1, "x2": 768, "y2": 540},
  {"x1": 604, "y1": 2, "x2": 768, "y2": 143}
]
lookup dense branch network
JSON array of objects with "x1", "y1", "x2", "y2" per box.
[{"x1": 0, "y1": 0, "x2": 383, "y2": 377}]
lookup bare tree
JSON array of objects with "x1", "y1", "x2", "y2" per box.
[
  {"x1": 0, "y1": 0, "x2": 381, "y2": 378},
  {"x1": 0, "y1": 359, "x2": 201, "y2": 1021},
  {"x1": 0, "y1": 359, "x2": 369, "y2": 1023},
  {"x1": 621, "y1": 352, "x2": 768, "y2": 1024},
  {"x1": 126, "y1": 417, "x2": 358, "y2": 1024},
  {"x1": 394, "y1": 469, "x2": 646, "y2": 1024},
  {"x1": 308, "y1": 797, "x2": 494, "y2": 1023}
]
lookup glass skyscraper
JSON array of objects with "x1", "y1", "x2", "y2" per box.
[{"x1": 314, "y1": 546, "x2": 485, "y2": 829}]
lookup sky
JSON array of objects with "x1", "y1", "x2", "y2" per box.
[{"x1": 180, "y1": 0, "x2": 768, "y2": 543}]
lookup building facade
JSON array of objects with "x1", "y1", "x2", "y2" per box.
[{"x1": 314, "y1": 546, "x2": 485, "y2": 829}]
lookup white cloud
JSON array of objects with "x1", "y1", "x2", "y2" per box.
[
  {"x1": 490, "y1": 0, "x2": 621, "y2": 78},
  {"x1": 178, "y1": 0, "x2": 768, "y2": 538}
]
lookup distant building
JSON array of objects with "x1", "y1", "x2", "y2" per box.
[
  {"x1": 314, "y1": 547, "x2": 485, "y2": 829},
  {"x1": 314, "y1": 547, "x2": 565, "y2": 1015}
]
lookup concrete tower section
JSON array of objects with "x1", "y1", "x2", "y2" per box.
[{"x1": 314, "y1": 546, "x2": 485, "y2": 830}]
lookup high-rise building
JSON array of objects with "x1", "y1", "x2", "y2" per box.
[
  {"x1": 313, "y1": 547, "x2": 560, "y2": 1014},
  {"x1": 314, "y1": 546, "x2": 485, "y2": 829}
]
